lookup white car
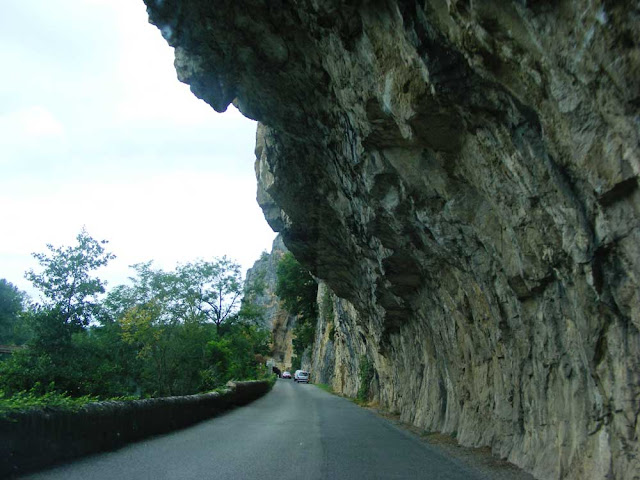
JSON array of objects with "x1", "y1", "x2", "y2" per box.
[{"x1": 294, "y1": 370, "x2": 309, "y2": 383}]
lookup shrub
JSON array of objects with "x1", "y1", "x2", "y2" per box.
[
  {"x1": 0, "y1": 384, "x2": 100, "y2": 417},
  {"x1": 356, "y1": 355, "x2": 374, "y2": 404}
]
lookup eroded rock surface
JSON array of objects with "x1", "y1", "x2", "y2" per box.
[{"x1": 145, "y1": 1, "x2": 639, "y2": 478}]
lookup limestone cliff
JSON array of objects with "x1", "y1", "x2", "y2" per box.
[
  {"x1": 243, "y1": 235, "x2": 296, "y2": 372},
  {"x1": 145, "y1": 1, "x2": 639, "y2": 478}
]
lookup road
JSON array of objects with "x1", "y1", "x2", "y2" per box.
[{"x1": 22, "y1": 379, "x2": 487, "y2": 480}]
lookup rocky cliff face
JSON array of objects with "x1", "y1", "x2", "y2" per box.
[
  {"x1": 243, "y1": 235, "x2": 297, "y2": 372},
  {"x1": 145, "y1": 1, "x2": 639, "y2": 478}
]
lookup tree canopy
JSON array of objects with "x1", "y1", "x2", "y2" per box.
[
  {"x1": 275, "y1": 252, "x2": 318, "y2": 365},
  {"x1": 275, "y1": 252, "x2": 318, "y2": 321},
  {"x1": 0, "y1": 230, "x2": 270, "y2": 401},
  {"x1": 25, "y1": 228, "x2": 115, "y2": 328},
  {"x1": 0, "y1": 279, "x2": 26, "y2": 344}
]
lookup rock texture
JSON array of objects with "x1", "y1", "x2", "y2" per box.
[
  {"x1": 145, "y1": 1, "x2": 639, "y2": 478},
  {"x1": 243, "y1": 235, "x2": 297, "y2": 371}
]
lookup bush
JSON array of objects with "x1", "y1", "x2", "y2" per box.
[
  {"x1": 357, "y1": 355, "x2": 374, "y2": 404},
  {"x1": 0, "y1": 384, "x2": 100, "y2": 417}
]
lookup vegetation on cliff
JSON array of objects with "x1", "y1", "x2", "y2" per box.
[{"x1": 275, "y1": 252, "x2": 317, "y2": 370}]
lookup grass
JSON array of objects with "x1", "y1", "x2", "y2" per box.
[
  {"x1": 315, "y1": 383, "x2": 334, "y2": 394},
  {"x1": 314, "y1": 383, "x2": 373, "y2": 407}
]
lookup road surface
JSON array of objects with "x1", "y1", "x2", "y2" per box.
[{"x1": 22, "y1": 379, "x2": 488, "y2": 479}]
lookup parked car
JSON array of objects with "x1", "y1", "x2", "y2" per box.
[
  {"x1": 282, "y1": 371, "x2": 291, "y2": 379},
  {"x1": 294, "y1": 370, "x2": 309, "y2": 383}
]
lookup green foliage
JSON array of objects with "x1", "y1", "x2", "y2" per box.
[
  {"x1": 106, "y1": 257, "x2": 243, "y2": 331},
  {"x1": 245, "y1": 269, "x2": 266, "y2": 299},
  {"x1": 0, "y1": 310, "x2": 140, "y2": 398},
  {"x1": 0, "y1": 307, "x2": 86, "y2": 397},
  {"x1": 292, "y1": 320, "x2": 315, "y2": 357},
  {"x1": 276, "y1": 252, "x2": 318, "y2": 366},
  {"x1": 321, "y1": 288, "x2": 336, "y2": 342},
  {"x1": 321, "y1": 288, "x2": 334, "y2": 322},
  {"x1": 315, "y1": 383, "x2": 334, "y2": 394},
  {"x1": 275, "y1": 252, "x2": 318, "y2": 321},
  {"x1": 238, "y1": 268, "x2": 268, "y2": 325},
  {"x1": 357, "y1": 355, "x2": 374, "y2": 404},
  {"x1": 25, "y1": 228, "x2": 115, "y2": 328},
  {"x1": 0, "y1": 232, "x2": 270, "y2": 405},
  {"x1": 0, "y1": 385, "x2": 100, "y2": 417},
  {"x1": 202, "y1": 321, "x2": 270, "y2": 388},
  {"x1": 266, "y1": 373, "x2": 277, "y2": 389},
  {"x1": 0, "y1": 279, "x2": 27, "y2": 345},
  {"x1": 290, "y1": 355, "x2": 302, "y2": 372}
]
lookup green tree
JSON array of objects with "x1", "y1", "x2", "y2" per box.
[
  {"x1": 192, "y1": 257, "x2": 243, "y2": 331},
  {"x1": 0, "y1": 230, "x2": 116, "y2": 397},
  {"x1": 275, "y1": 252, "x2": 318, "y2": 364},
  {"x1": 202, "y1": 321, "x2": 270, "y2": 388},
  {"x1": 120, "y1": 301, "x2": 175, "y2": 395},
  {"x1": 107, "y1": 257, "x2": 242, "y2": 332},
  {"x1": 275, "y1": 252, "x2": 318, "y2": 321},
  {"x1": 0, "y1": 233, "x2": 268, "y2": 401},
  {"x1": 0, "y1": 279, "x2": 26, "y2": 344},
  {"x1": 25, "y1": 228, "x2": 115, "y2": 328}
]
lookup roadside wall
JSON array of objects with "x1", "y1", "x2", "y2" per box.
[{"x1": 0, "y1": 380, "x2": 272, "y2": 478}]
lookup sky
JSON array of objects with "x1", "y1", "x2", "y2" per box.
[{"x1": 0, "y1": 0, "x2": 277, "y2": 299}]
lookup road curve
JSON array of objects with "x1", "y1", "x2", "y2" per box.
[{"x1": 22, "y1": 379, "x2": 487, "y2": 480}]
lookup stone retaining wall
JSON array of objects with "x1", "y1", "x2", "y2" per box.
[{"x1": 0, "y1": 380, "x2": 272, "y2": 477}]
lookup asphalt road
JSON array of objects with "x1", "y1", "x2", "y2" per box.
[{"x1": 22, "y1": 379, "x2": 487, "y2": 480}]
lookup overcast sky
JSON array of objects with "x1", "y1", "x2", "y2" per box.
[{"x1": 0, "y1": 0, "x2": 277, "y2": 299}]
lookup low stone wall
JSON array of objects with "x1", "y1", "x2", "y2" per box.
[{"x1": 0, "y1": 380, "x2": 272, "y2": 478}]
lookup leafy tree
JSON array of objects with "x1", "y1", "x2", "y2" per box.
[
  {"x1": 275, "y1": 252, "x2": 318, "y2": 364},
  {"x1": 107, "y1": 257, "x2": 242, "y2": 332},
  {"x1": 0, "y1": 233, "x2": 269, "y2": 402},
  {"x1": 0, "y1": 279, "x2": 26, "y2": 344},
  {"x1": 1, "y1": 230, "x2": 119, "y2": 397},
  {"x1": 202, "y1": 321, "x2": 270, "y2": 388},
  {"x1": 191, "y1": 257, "x2": 243, "y2": 331},
  {"x1": 275, "y1": 252, "x2": 318, "y2": 321},
  {"x1": 25, "y1": 228, "x2": 115, "y2": 328},
  {"x1": 69, "y1": 321, "x2": 140, "y2": 398},
  {"x1": 120, "y1": 300, "x2": 174, "y2": 395},
  {"x1": 0, "y1": 306, "x2": 140, "y2": 398},
  {"x1": 237, "y1": 270, "x2": 267, "y2": 325}
]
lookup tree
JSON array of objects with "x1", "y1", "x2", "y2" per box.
[
  {"x1": 25, "y1": 228, "x2": 115, "y2": 328},
  {"x1": 275, "y1": 252, "x2": 318, "y2": 364},
  {"x1": 178, "y1": 257, "x2": 242, "y2": 332},
  {"x1": 108, "y1": 257, "x2": 245, "y2": 395},
  {"x1": 202, "y1": 321, "x2": 270, "y2": 388},
  {"x1": 275, "y1": 252, "x2": 318, "y2": 321},
  {"x1": 110, "y1": 257, "x2": 243, "y2": 332},
  {"x1": 0, "y1": 279, "x2": 26, "y2": 344}
]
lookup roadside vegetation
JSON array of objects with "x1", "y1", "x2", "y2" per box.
[
  {"x1": 0, "y1": 229, "x2": 271, "y2": 412},
  {"x1": 275, "y1": 252, "x2": 317, "y2": 371},
  {"x1": 315, "y1": 383, "x2": 334, "y2": 394}
]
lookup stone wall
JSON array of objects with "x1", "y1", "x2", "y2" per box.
[
  {"x1": 0, "y1": 380, "x2": 272, "y2": 477},
  {"x1": 145, "y1": 1, "x2": 639, "y2": 478}
]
